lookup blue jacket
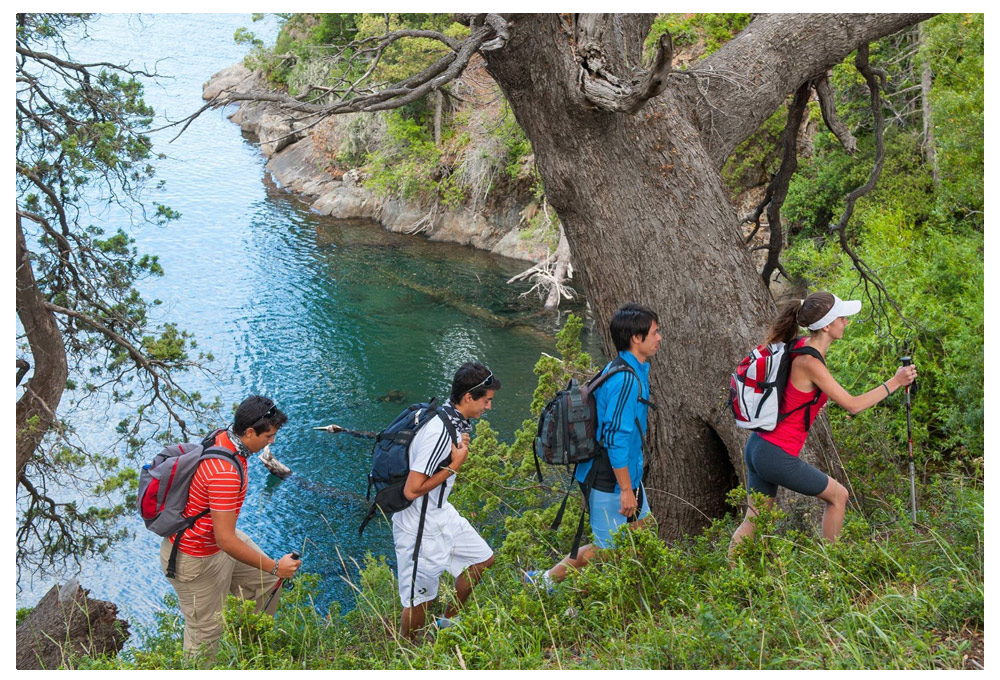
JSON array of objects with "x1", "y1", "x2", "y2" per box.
[{"x1": 575, "y1": 350, "x2": 651, "y2": 492}]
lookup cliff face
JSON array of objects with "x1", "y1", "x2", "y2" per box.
[{"x1": 203, "y1": 64, "x2": 551, "y2": 263}]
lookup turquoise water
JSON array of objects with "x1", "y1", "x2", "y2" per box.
[{"x1": 15, "y1": 14, "x2": 602, "y2": 639}]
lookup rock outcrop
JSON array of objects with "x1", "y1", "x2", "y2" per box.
[{"x1": 203, "y1": 64, "x2": 554, "y2": 264}]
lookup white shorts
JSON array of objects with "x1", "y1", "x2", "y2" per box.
[{"x1": 392, "y1": 508, "x2": 493, "y2": 608}]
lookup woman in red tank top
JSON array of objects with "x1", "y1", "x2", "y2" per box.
[{"x1": 729, "y1": 291, "x2": 918, "y2": 557}]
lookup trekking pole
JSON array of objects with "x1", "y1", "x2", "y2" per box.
[
  {"x1": 263, "y1": 551, "x2": 300, "y2": 612},
  {"x1": 900, "y1": 356, "x2": 917, "y2": 523}
]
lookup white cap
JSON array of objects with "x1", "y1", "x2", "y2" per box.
[{"x1": 807, "y1": 294, "x2": 862, "y2": 331}]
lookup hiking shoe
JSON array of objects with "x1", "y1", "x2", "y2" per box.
[
  {"x1": 524, "y1": 569, "x2": 555, "y2": 594},
  {"x1": 435, "y1": 616, "x2": 460, "y2": 629}
]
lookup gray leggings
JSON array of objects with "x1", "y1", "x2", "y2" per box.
[{"x1": 743, "y1": 433, "x2": 829, "y2": 498}]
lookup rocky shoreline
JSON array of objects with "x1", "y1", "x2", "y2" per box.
[{"x1": 203, "y1": 64, "x2": 550, "y2": 264}]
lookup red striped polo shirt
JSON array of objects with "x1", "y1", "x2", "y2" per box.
[{"x1": 171, "y1": 431, "x2": 249, "y2": 557}]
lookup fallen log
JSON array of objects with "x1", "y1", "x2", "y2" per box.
[
  {"x1": 259, "y1": 444, "x2": 293, "y2": 478},
  {"x1": 314, "y1": 423, "x2": 377, "y2": 439},
  {"x1": 16, "y1": 579, "x2": 129, "y2": 669}
]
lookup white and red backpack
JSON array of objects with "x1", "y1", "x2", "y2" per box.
[{"x1": 729, "y1": 338, "x2": 824, "y2": 431}]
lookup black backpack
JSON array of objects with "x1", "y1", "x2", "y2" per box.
[
  {"x1": 532, "y1": 357, "x2": 642, "y2": 480},
  {"x1": 534, "y1": 357, "x2": 656, "y2": 558},
  {"x1": 358, "y1": 398, "x2": 458, "y2": 608}
]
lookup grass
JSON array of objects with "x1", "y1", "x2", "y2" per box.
[{"x1": 73, "y1": 472, "x2": 982, "y2": 670}]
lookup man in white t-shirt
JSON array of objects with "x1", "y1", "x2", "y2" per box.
[{"x1": 394, "y1": 361, "x2": 500, "y2": 638}]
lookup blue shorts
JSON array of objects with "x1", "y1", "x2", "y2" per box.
[
  {"x1": 743, "y1": 432, "x2": 829, "y2": 498},
  {"x1": 587, "y1": 483, "x2": 652, "y2": 549}
]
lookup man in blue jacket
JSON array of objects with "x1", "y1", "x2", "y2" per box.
[{"x1": 528, "y1": 302, "x2": 661, "y2": 587}]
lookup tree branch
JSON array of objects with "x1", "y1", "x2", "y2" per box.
[
  {"x1": 828, "y1": 44, "x2": 910, "y2": 335},
  {"x1": 685, "y1": 13, "x2": 937, "y2": 169},
  {"x1": 44, "y1": 301, "x2": 191, "y2": 432},
  {"x1": 746, "y1": 81, "x2": 811, "y2": 288},
  {"x1": 186, "y1": 15, "x2": 511, "y2": 135},
  {"x1": 814, "y1": 71, "x2": 858, "y2": 154},
  {"x1": 572, "y1": 14, "x2": 673, "y2": 114}
]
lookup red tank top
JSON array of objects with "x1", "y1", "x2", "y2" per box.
[{"x1": 759, "y1": 340, "x2": 828, "y2": 456}]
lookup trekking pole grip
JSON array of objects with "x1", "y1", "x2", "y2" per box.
[
  {"x1": 283, "y1": 552, "x2": 301, "y2": 592},
  {"x1": 900, "y1": 356, "x2": 917, "y2": 397}
]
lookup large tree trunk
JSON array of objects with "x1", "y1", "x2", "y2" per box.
[
  {"x1": 16, "y1": 214, "x2": 68, "y2": 487},
  {"x1": 483, "y1": 14, "x2": 929, "y2": 537},
  {"x1": 16, "y1": 580, "x2": 129, "y2": 669}
]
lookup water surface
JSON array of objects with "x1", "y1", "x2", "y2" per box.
[{"x1": 15, "y1": 13, "x2": 601, "y2": 640}]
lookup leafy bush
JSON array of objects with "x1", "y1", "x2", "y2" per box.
[
  {"x1": 77, "y1": 316, "x2": 982, "y2": 669},
  {"x1": 646, "y1": 13, "x2": 752, "y2": 58}
]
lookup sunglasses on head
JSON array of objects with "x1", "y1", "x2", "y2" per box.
[
  {"x1": 259, "y1": 402, "x2": 277, "y2": 420},
  {"x1": 465, "y1": 370, "x2": 494, "y2": 397}
]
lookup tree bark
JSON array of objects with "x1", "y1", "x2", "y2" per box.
[
  {"x1": 918, "y1": 24, "x2": 940, "y2": 187},
  {"x1": 683, "y1": 13, "x2": 935, "y2": 169},
  {"x1": 16, "y1": 580, "x2": 129, "y2": 669},
  {"x1": 482, "y1": 14, "x2": 927, "y2": 537},
  {"x1": 16, "y1": 214, "x2": 68, "y2": 488},
  {"x1": 433, "y1": 89, "x2": 443, "y2": 146}
]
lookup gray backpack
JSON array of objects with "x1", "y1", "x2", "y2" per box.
[{"x1": 137, "y1": 429, "x2": 244, "y2": 578}]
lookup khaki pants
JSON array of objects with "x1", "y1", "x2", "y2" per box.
[{"x1": 160, "y1": 529, "x2": 280, "y2": 660}]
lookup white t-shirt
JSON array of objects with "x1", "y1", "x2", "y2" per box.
[{"x1": 391, "y1": 415, "x2": 459, "y2": 534}]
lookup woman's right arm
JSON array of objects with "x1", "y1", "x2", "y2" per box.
[{"x1": 801, "y1": 357, "x2": 917, "y2": 416}]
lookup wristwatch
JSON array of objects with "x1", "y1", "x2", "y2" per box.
[{"x1": 270, "y1": 559, "x2": 279, "y2": 576}]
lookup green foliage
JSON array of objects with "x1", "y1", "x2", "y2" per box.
[
  {"x1": 364, "y1": 111, "x2": 444, "y2": 203},
  {"x1": 73, "y1": 316, "x2": 981, "y2": 669},
  {"x1": 785, "y1": 131, "x2": 935, "y2": 235},
  {"x1": 16, "y1": 13, "x2": 220, "y2": 576},
  {"x1": 647, "y1": 13, "x2": 751, "y2": 58},
  {"x1": 783, "y1": 210, "x2": 983, "y2": 472},
  {"x1": 353, "y1": 14, "x2": 468, "y2": 85},
  {"x1": 81, "y1": 480, "x2": 981, "y2": 669},
  {"x1": 919, "y1": 14, "x2": 984, "y2": 227},
  {"x1": 722, "y1": 106, "x2": 788, "y2": 194},
  {"x1": 250, "y1": 13, "x2": 545, "y2": 222},
  {"x1": 252, "y1": 14, "x2": 466, "y2": 97}
]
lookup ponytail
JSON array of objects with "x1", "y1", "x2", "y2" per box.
[
  {"x1": 765, "y1": 299, "x2": 803, "y2": 345},
  {"x1": 765, "y1": 292, "x2": 836, "y2": 345}
]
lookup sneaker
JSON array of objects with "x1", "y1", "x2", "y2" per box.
[
  {"x1": 524, "y1": 569, "x2": 555, "y2": 594},
  {"x1": 435, "y1": 616, "x2": 459, "y2": 629}
]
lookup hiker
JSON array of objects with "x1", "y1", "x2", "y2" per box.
[
  {"x1": 159, "y1": 395, "x2": 302, "y2": 660},
  {"x1": 394, "y1": 362, "x2": 499, "y2": 638},
  {"x1": 728, "y1": 292, "x2": 918, "y2": 555},
  {"x1": 528, "y1": 303, "x2": 661, "y2": 588}
]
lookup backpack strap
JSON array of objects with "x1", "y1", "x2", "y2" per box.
[
  {"x1": 165, "y1": 434, "x2": 245, "y2": 579},
  {"x1": 590, "y1": 356, "x2": 657, "y2": 411},
  {"x1": 409, "y1": 494, "x2": 430, "y2": 609},
  {"x1": 790, "y1": 343, "x2": 825, "y2": 365},
  {"x1": 591, "y1": 357, "x2": 654, "y2": 490},
  {"x1": 626, "y1": 483, "x2": 645, "y2": 525},
  {"x1": 569, "y1": 460, "x2": 602, "y2": 559},
  {"x1": 165, "y1": 509, "x2": 210, "y2": 579},
  {"x1": 778, "y1": 342, "x2": 827, "y2": 428},
  {"x1": 358, "y1": 502, "x2": 378, "y2": 537}
]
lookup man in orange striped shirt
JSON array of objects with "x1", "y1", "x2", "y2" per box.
[{"x1": 159, "y1": 395, "x2": 302, "y2": 661}]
